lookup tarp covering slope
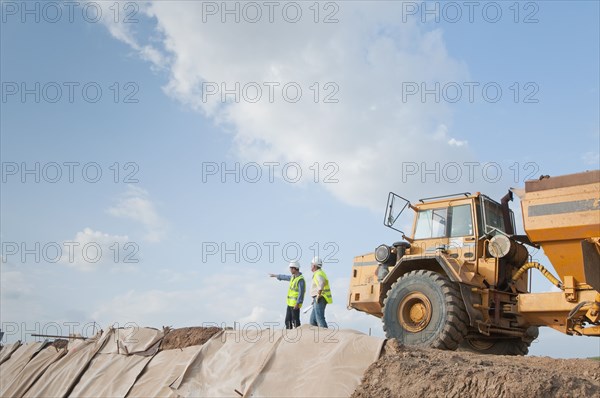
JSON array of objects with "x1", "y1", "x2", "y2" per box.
[
  {"x1": 172, "y1": 326, "x2": 384, "y2": 398},
  {"x1": 0, "y1": 325, "x2": 384, "y2": 398}
]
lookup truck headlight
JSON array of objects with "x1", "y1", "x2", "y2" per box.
[{"x1": 375, "y1": 244, "x2": 392, "y2": 264}]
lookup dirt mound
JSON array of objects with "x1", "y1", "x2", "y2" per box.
[
  {"x1": 50, "y1": 339, "x2": 69, "y2": 350},
  {"x1": 352, "y1": 339, "x2": 600, "y2": 398},
  {"x1": 160, "y1": 327, "x2": 221, "y2": 350}
]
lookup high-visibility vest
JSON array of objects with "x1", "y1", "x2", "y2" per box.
[
  {"x1": 287, "y1": 275, "x2": 305, "y2": 307},
  {"x1": 313, "y1": 269, "x2": 332, "y2": 304}
]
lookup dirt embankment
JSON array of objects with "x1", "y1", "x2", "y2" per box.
[
  {"x1": 160, "y1": 326, "x2": 222, "y2": 350},
  {"x1": 352, "y1": 339, "x2": 600, "y2": 398}
]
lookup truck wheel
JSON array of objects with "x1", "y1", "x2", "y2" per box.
[
  {"x1": 382, "y1": 270, "x2": 468, "y2": 350},
  {"x1": 460, "y1": 326, "x2": 539, "y2": 356}
]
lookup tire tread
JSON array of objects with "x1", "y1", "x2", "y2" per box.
[{"x1": 382, "y1": 270, "x2": 469, "y2": 350}]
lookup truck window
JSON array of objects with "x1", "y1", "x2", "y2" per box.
[
  {"x1": 449, "y1": 204, "x2": 473, "y2": 237},
  {"x1": 481, "y1": 196, "x2": 509, "y2": 235},
  {"x1": 414, "y1": 208, "x2": 447, "y2": 239}
]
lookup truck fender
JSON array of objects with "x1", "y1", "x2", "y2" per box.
[{"x1": 381, "y1": 256, "x2": 460, "y2": 302}]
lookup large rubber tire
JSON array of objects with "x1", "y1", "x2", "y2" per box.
[
  {"x1": 460, "y1": 326, "x2": 539, "y2": 356},
  {"x1": 382, "y1": 270, "x2": 469, "y2": 350}
]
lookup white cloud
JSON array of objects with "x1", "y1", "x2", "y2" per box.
[
  {"x1": 239, "y1": 306, "x2": 271, "y2": 324},
  {"x1": 156, "y1": 268, "x2": 195, "y2": 284},
  {"x1": 448, "y1": 138, "x2": 468, "y2": 147},
  {"x1": 59, "y1": 228, "x2": 132, "y2": 272},
  {"x1": 582, "y1": 151, "x2": 599, "y2": 166},
  {"x1": 89, "y1": 268, "x2": 383, "y2": 334},
  {"x1": 0, "y1": 265, "x2": 32, "y2": 300},
  {"x1": 99, "y1": 2, "x2": 480, "y2": 210},
  {"x1": 93, "y1": 1, "x2": 168, "y2": 68},
  {"x1": 107, "y1": 185, "x2": 167, "y2": 242},
  {"x1": 90, "y1": 267, "x2": 284, "y2": 328},
  {"x1": 0, "y1": 262, "x2": 46, "y2": 330}
]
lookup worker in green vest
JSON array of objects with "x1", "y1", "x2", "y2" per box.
[
  {"x1": 269, "y1": 261, "x2": 306, "y2": 329},
  {"x1": 309, "y1": 256, "x2": 332, "y2": 328}
]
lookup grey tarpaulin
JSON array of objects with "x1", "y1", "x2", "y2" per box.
[
  {"x1": 2, "y1": 325, "x2": 384, "y2": 398},
  {"x1": 0, "y1": 344, "x2": 66, "y2": 398},
  {"x1": 126, "y1": 345, "x2": 203, "y2": 398},
  {"x1": 0, "y1": 341, "x2": 22, "y2": 365},
  {"x1": 22, "y1": 330, "x2": 113, "y2": 397},
  {"x1": 0, "y1": 342, "x2": 44, "y2": 395},
  {"x1": 172, "y1": 326, "x2": 384, "y2": 398}
]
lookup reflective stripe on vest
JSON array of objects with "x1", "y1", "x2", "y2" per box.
[
  {"x1": 313, "y1": 269, "x2": 332, "y2": 304},
  {"x1": 287, "y1": 275, "x2": 304, "y2": 307}
]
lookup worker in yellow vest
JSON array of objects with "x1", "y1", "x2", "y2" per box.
[
  {"x1": 309, "y1": 256, "x2": 332, "y2": 328},
  {"x1": 269, "y1": 261, "x2": 306, "y2": 329}
]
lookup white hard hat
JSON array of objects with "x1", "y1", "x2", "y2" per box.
[
  {"x1": 289, "y1": 261, "x2": 300, "y2": 269},
  {"x1": 311, "y1": 256, "x2": 323, "y2": 267}
]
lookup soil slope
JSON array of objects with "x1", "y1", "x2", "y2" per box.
[{"x1": 352, "y1": 339, "x2": 600, "y2": 398}]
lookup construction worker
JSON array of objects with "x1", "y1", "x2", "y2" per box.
[
  {"x1": 269, "y1": 261, "x2": 306, "y2": 329},
  {"x1": 309, "y1": 256, "x2": 332, "y2": 328}
]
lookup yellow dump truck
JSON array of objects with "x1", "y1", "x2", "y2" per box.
[{"x1": 349, "y1": 170, "x2": 600, "y2": 355}]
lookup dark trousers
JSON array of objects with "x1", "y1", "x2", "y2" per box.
[{"x1": 285, "y1": 306, "x2": 301, "y2": 329}]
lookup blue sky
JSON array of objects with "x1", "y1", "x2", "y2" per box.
[{"x1": 1, "y1": 1, "x2": 599, "y2": 358}]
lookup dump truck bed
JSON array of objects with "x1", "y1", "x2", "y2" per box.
[{"x1": 520, "y1": 170, "x2": 600, "y2": 288}]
